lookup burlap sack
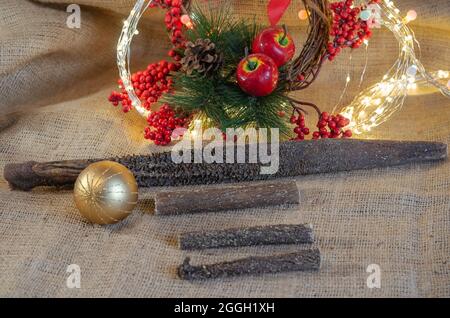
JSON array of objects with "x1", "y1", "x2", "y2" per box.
[{"x1": 0, "y1": 0, "x2": 449, "y2": 297}]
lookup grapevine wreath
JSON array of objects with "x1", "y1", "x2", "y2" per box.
[{"x1": 108, "y1": 0, "x2": 381, "y2": 145}]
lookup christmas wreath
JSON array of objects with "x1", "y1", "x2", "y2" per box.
[{"x1": 109, "y1": 0, "x2": 381, "y2": 145}]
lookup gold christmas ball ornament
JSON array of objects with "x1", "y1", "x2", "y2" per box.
[{"x1": 74, "y1": 161, "x2": 138, "y2": 225}]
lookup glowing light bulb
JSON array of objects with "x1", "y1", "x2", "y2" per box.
[
  {"x1": 359, "y1": 9, "x2": 371, "y2": 21},
  {"x1": 375, "y1": 107, "x2": 384, "y2": 115},
  {"x1": 181, "y1": 14, "x2": 194, "y2": 29},
  {"x1": 194, "y1": 119, "x2": 202, "y2": 127},
  {"x1": 180, "y1": 15, "x2": 190, "y2": 24},
  {"x1": 438, "y1": 70, "x2": 449, "y2": 79},
  {"x1": 405, "y1": 10, "x2": 417, "y2": 23},
  {"x1": 406, "y1": 65, "x2": 418, "y2": 77},
  {"x1": 362, "y1": 97, "x2": 371, "y2": 106},
  {"x1": 407, "y1": 83, "x2": 417, "y2": 90},
  {"x1": 298, "y1": 9, "x2": 308, "y2": 20}
]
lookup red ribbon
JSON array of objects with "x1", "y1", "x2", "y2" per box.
[{"x1": 267, "y1": 0, "x2": 292, "y2": 26}]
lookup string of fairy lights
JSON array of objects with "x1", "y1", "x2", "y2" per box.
[
  {"x1": 337, "y1": 0, "x2": 450, "y2": 133},
  {"x1": 117, "y1": 0, "x2": 450, "y2": 134},
  {"x1": 117, "y1": 0, "x2": 151, "y2": 117}
]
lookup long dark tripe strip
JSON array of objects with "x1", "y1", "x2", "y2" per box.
[
  {"x1": 4, "y1": 139, "x2": 447, "y2": 191},
  {"x1": 178, "y1": 249, "x2": 321, "y2": 280},
  {"x1": 155, "y1": 181, "x2": 299, "y2": 216},
  {"x1": 179, "y1": 224, "x2": 314, "y2": 250}
]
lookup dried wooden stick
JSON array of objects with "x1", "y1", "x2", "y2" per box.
[
  {"x1": 155, "y1": 181, "x2": 299, "y2": 216},
  {"x1": 3, "y1": 139, "x2": 447, "y2": 191},
  {"x1": 179, "y1": 224, "x2": 314, "y2": 250},
  {"x1": 178, "y1": 249, "x2": 321, "y2": 280}
]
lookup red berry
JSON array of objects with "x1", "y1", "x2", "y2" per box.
[
  {"x1": 337, "y1": 119, "x2": 347, "y2": 128},
  {"x1": 173, "y1": 30, "x2": 182, "y2": 38},
  {"x1": 321, "y1": 131, "x2": 329, "y2": 138},
  {"x1": 343, "y1": 130, "x2": 352, "y2": 138},
  {"x1": 168, "y1": 63, "x2": 178, "y2": 71},
  {"x1": 171, "y1": 7, "x2": 181, "y2": 16},
  {"x1": 298, "y1": 119, "x2": 305, "y2": 128},
  {"x1": 318, "y1": 120, "x2": 327, "y2": 128},
  {"x1": 294, "y1": 127, "x2": 302, "y2": 134},
  {"x1": 328, "y1": 120, "x2": 337, "y2": 129}
]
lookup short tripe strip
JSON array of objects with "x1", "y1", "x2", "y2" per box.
[
  {"x1": 178, "y1": 249, "x2": 321, "y2": 280},
  {"x1": 179, "y1": 224, "x2": 314, "y2": 250},
  {"x1": 155, "y1": 180, "x2": 299, "y2": 215}
]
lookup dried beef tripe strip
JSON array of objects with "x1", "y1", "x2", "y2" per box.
[
  {"x1": 179, "y1": 224, "x2": 314, "y2": 250},
  {"x1": 178, "y1": 249, "x2": 321, "y2": 280}
]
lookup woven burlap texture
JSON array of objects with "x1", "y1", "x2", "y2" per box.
[{"x1": 0, "y1": 0, "x2": 449, "y2": 297}]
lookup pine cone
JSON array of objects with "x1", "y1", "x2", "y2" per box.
[{"x1": 181, "y1": 39, "x2": 223, "y2": 77}]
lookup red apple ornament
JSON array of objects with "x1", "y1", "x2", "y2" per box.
[
  {"x1": 236, "y1": 53, "x2": 279, "y2": 97},
  {"x1": 252, "y1": 26, "x2": 295, "y2": 67}
]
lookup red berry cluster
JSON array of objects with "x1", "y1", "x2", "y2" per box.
[
  {"x1": 108, "y1": 0, "x2": 190, "y2": 144},
  {"x1": 290, "y1": 114, "x2": 310, "y2": 141},
  {"x1": 144, "y1": 104, "x2": 189, "y2": 145},
  {"x1": 312, "y1": 112, "x2": 352, "y2": 139},
  {"x1": 108, "y1": 91, "x2": 128, "y2": 111},
  {"x1": 327, "y1": 0, "x2": 376, "y2": 61},
  {"x1": 151, "y1": 0, "x2": 186, "y2": 61},
  {"x1": 290, "y1": 112, "x2": 351, "y2": 140},
  {"x1": 108, "y1": 60, "x2": 179, "y2": 113}
]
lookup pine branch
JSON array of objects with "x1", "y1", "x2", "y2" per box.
[
  {"x1": 164, "y1": 4, "x2": 293, "y2": 138},
  {"x1": 186, "y1": 5, "x2": 261, "y2": 77}
]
